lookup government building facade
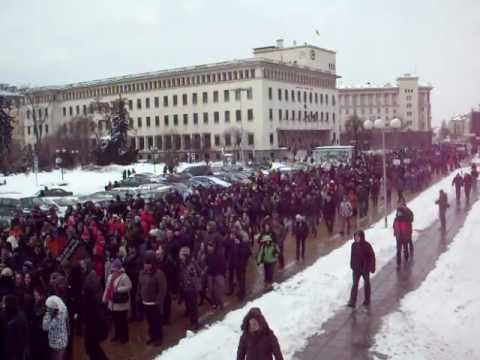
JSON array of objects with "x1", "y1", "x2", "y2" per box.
[
  {"x1": 338, "y1": 74, "x2": 432, "y2": 133},
  {"x1": 19, "y1": 40, "x2": 340, "y2": 161}
]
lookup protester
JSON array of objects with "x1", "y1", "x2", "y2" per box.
[
  {"x1": 103, "y1": 258, "x2": 132, "y2": 344},
  {"x1": 256, "y1": 228, "x2": 279, "y2": 285},
  {"x1": 137, "y1": 252, "x2": 166, "y2": 346},
  {"x1": 347, "y1": 230, "x2": 376, "y2": 308},
  {"x1": 4, "y1": 294, "x2": 30, "y2": 360},
  {"x1": 339, "y1": 195, "x2": 353, "y2": 236},
  {"x1": 435, "y1": 190, "x2": 449, "y2": 230},
  {"x1": 236, "y1": 307, "x2": 284, "y2": 360},
  {"x1": 452, "y1": 172, "x2": 463, "y2": 203},
  {"x1": 43, "y1": 295, "x2": 68, "y2": 360},
  {"x1": 0, "y1": 145, "x2": 454, "y2": 357},
  {"x1": 393, "y1": 201, "x2": 414, "y2": 267},
  {"x1": 292, "y1": 214, "x2": 309, "y2": 261}
]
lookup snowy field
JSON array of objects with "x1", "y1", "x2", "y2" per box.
[
  {"x1": 372, "y1": 199, "x2": 480, "y2": 360},
  {"x1": 0, "y1": 162, "x2": 164, "y2": 197},
  {"x1": 156, "y1": 171, "x2": 465, "y2": 360}
]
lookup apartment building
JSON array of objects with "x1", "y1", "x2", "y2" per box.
[
  {"x1": 18, "y1": 40, "x2": 339, "y2": 160},
  {"x1": 338, "y1": 74, "x2": 432, "y2": 132}
]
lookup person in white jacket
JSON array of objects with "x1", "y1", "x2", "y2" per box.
[
  {"x1": 103, "y1": 258, "x2": 132, "y2": 343},
  {"x1": 43, "y1": 295, "x2": 69, "y2": 360}
]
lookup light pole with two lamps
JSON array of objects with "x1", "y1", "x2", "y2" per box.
[{"x1": 363, "y1": 117, "x2": 402, "y2": 228}]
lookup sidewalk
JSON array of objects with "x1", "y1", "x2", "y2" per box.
[{"x1": 295, "y1": 195, "x2": 477, "y2": 360}]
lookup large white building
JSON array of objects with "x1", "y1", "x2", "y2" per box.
[
  {"x1": 19, "y1": 40, "x2": 340, "y2": 161},
  {"x1": 338, "y1": 74, "x2": 432, "y2": 132}
]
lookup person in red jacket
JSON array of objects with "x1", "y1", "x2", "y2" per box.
[
  {"x1": 140, "y1": 205, "x2": 154, "y2": 235},
  {"x1": 393, "y1": 202, "x2": 413, "y2": 267}
]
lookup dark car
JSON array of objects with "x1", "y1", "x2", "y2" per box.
[
  {"x1": 36, "y1": 188, "x2": 74, "y2": 197},
  {"x1": 178, "y1": 165, "x2": 213, "y2": 177}
]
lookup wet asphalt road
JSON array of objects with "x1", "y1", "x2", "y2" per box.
[{"x1": 295, "y1": 194, "x2": 477, "y2": 360}]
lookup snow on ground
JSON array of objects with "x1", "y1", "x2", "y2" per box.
[
  {"x1": 372, "y1": 199, "x2": 480, "y2": 360},
  {"x1": 157, "y1": 172, "x2": 465, "y2": 360},
  {"x1": 0, "y1": 162, "x2": 163, "y2": 197}
]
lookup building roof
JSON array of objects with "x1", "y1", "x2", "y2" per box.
[
  {"x1": 253, "y1": 43, "x2": 336, "y2": 55},
  {"x1": 25, "y1": 56, "x2": 338, "y2": 94}
]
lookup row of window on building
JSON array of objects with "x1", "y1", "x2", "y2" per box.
[
  {"x1": 263, "y1": 67, "x2": 336, "y2": 89},
  {"x1": 117, "y1": 109, "x2": 255, "y2": 131},
  {"x1": 269, "y1": 109, "x2": 335, "y2": 123},
  {"x1": 25, "y1": 107, "x2": 48, "y2": 120},
  {"x1": 132, "y1": 132, "x2": 256, "y2": 151},
  {"x1": 60, "y1": 68, "x2": 257, "y2": 101},
  {"x1": 61, "y1": 89, "x2": 253, "y2": 118},
  {"x1": 268, "y1": 87, "x2": 336, "y2": 106},
  {"x1": 339, "y1": 93, "x2": 398, "y2": 107}
]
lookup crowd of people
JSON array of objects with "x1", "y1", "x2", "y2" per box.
[{"x1": 0, "y1": 146, "x2": 463, "y2": 359}]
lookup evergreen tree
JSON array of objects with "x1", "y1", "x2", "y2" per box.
[
  {"x1": 0, "y1": 101, "x2": 14, "y2": 156},
  {"x1": 110, "y1": 97, "x2": 130, "y2": 155}
]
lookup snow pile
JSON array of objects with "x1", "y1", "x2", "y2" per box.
[
  {"x1": 157, "y1": 171, "x2": 463, "y2": 360},
  {"x1": 372, "y1": 200, "x2": 480, "y2": 360}
]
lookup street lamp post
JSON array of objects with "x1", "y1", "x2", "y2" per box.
[{"x1": 364, "y1": 118, "x2": 402, "y2": 228}]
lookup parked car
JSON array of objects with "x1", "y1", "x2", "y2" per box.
[
  {"x1": 36, "y1": 188, "x2": 74, "y2": 197},
  {"x1": 189, "y1": 176, "x2": 231, "y2": 188},
  {"x1": 0, "y1": 193, "x2": 24, "y2": 228},
  {"x1": 79, "y1": 192, "x2": 115, "y2": 206},
  {"x1": 178, "y1": 164, "x2": 213, "y2": 177},
  {"x1": 116, "y1": 177, "x2": 153, "y2": 188}
]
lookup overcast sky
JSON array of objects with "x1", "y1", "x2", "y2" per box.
[{"x1": 1, "y1": 0, "x2": 479, "y2": 126}]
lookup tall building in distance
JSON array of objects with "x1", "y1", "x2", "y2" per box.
[
  {"x1": 18, "y1": 39, "x2": 340, "y2": 161},
  {"x1": 338, "y1": 74, "x2": 432, "y2": 132}
]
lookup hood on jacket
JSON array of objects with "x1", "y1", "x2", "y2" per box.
[{"x1": 241, "y1": 307, "x2": 271, "y2": 334}]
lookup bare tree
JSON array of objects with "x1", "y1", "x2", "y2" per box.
[{"x1": 223, "y1": 125, "x2": 247, "y2": 162}]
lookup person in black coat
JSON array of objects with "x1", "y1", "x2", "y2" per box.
[
  {"x1": 347, "y1": 230, "x2": 376, "y2": 308},
  {"x1": 293, "y1": 215, "x2": 309, "y2": 261},
  {"x1": 3, "y1": 294, "x2": 30, "y2": 360},
  {"x1": 237, "y1": 307, "x2": 283, "y2": 360}
]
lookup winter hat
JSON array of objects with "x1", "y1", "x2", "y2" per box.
[
  {"x1": 6, "y1": 235, "x2": 18, "y2": 250},
  {"x1": 1, "y1": 267, "x2": 13, "y2": 278},
  {"x1": 111, "y1": 258, "x2": 123, "y2": 271},
  {"x1": 45, "y1": 295, "x2": 67, "y2": 312}
]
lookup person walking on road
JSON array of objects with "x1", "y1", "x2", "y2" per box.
[
  {"x1": 435, "y1": 190, "x2": 450, "y2": 230},
  {"x1": 452, "y1": 172, "x2": 463, "y2": 204},
  {"x1": 256, "y1": 227, "x2": 279, "y2": 285},
  {"x1": 463, "y1": 173, "x2": 472, "y2": 204},
  {"x1": 471, "y1": 164, "x2": 478, "y2": 193},
  {"x1": 293, "y1": 214, "x2": 309, "y2": 261},
  {"x1": 393, "y1": 202, "x2": 413, "y2": 267},
  {"x1": 347, "y1": 230, "x2": 376, "y2": 308},
  {"x1": 236, "y1": 307, "x2": 284, "y2": 360},
  {"x1": 339, "y1": 195, "x2": 353, "y2": 236}
]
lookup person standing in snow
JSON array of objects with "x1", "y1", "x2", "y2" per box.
[
  {"x1": 435, "y1": 189, "x2": 449, "y2": 230},
  {"x1": 236, "y1": 307, "x2": 284, "y2": 360},
  {"x1": 347, "y1": 230, "x2": 375, "y2": 308}
]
